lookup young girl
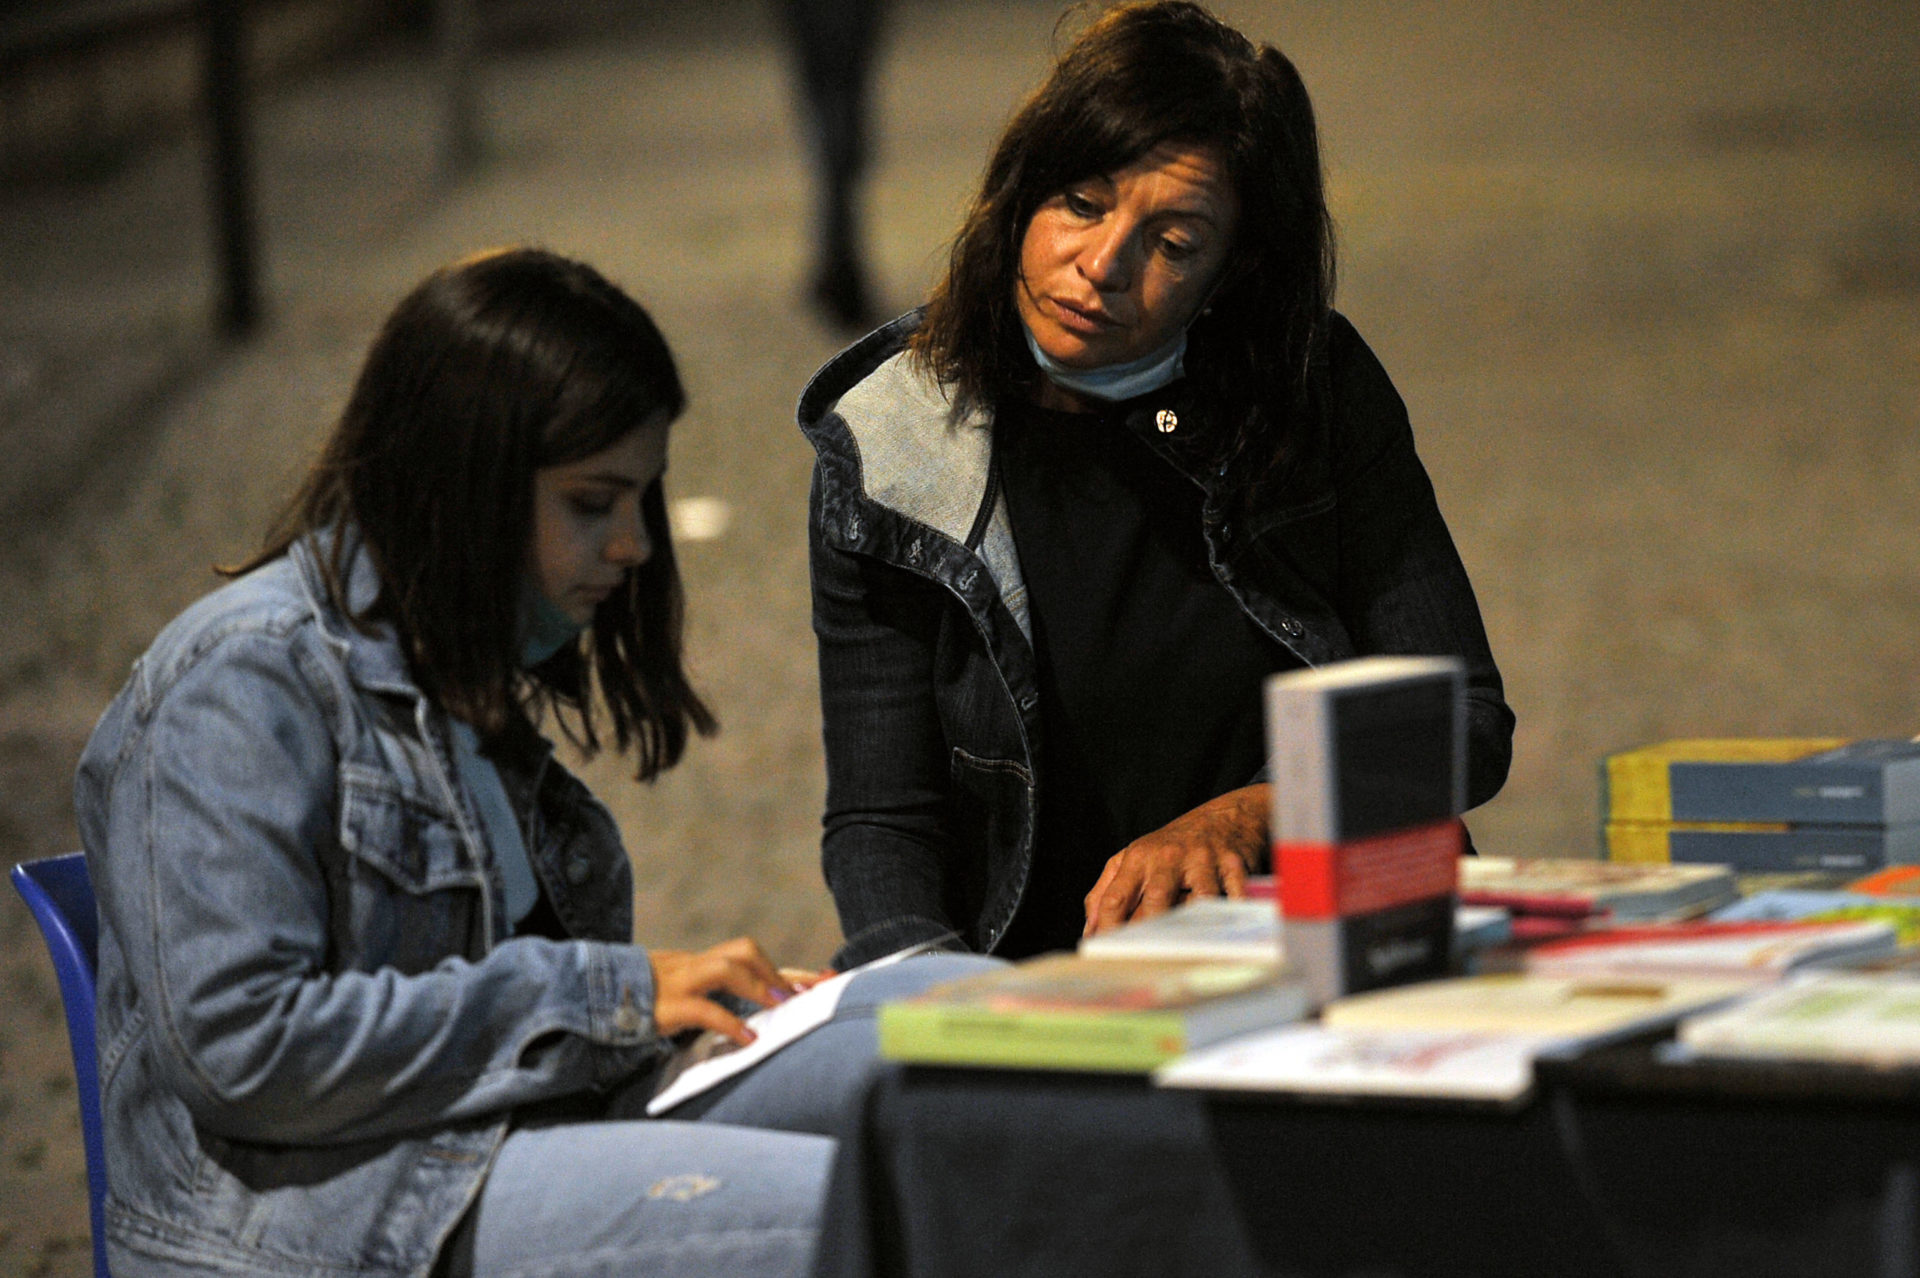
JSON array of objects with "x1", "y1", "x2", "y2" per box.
[{"x1": 75, "y1": 247, "x2": 987, "y2": 1278}]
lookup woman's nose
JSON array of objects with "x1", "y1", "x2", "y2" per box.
[{"x1": 1076, "y1": 224, "x2": 1135, "y2": 292}]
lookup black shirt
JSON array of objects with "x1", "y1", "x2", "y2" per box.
[{"x1": 994, "y1": 392, "x2": 1300, "y2": 957}]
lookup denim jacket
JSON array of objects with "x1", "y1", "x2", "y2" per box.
[
  {"x1": 801, "y1": 312, "x2": 1514, "y2": 968},
  {"x1": 73, "y1": 534, "x2": 664, "y2": 1277}
]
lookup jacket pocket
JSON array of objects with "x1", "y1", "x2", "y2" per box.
[
  {"x1": 336, "y1": 766, "x2": 482, "y2": 970},
  {"x1": 947, "y1": 748, "x2": 1032, "y2": 944}
]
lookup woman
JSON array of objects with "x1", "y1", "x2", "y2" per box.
[
  {"x1": 75, "y1": 248, "x2": 988, "y2": 1278},
  {"x1": 800, "y1": 1, "x2": 1514, "y2": 967}
]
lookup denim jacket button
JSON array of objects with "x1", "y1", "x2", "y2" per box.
[
  {"x1": 566, "y1": 856, "x2": 591, "y2": 885},
  {"x1": 612, "y1": 994, "x2": 644, "y2": 1035}
]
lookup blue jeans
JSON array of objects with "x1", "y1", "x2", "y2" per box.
[{"x1": 452, "y1": 953, "x2": 1002, "y2": 1277}]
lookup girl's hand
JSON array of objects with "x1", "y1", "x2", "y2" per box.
[
  {"x1": 1082, "y1": 784, "x2": 1268, "y2": 937},
  {"x1": 649, "y1": 938, "x2": 818, "y2": 1046}
]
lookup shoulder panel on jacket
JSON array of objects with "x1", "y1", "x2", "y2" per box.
[{"x1": 832, "y1": 350, "x2": 994, "y2": 548}]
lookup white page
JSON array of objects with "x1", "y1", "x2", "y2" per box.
[{"x1": 646, "y1": 943, "x2": 936, "y2": 1116}]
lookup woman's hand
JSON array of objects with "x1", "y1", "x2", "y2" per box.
[
  {"x1": 1082, "y1": 784, "x2": 1269, "y2": 937},
  {"x1": 648, "y1": 938, "x2": 827, "y2": 1046}
]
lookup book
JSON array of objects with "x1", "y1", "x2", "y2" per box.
[
  {"x1": 876, "y1": 954, "x2": 1310, "y2": 1073},
  {"x1": 1459, "y1": 855, "x2": 1736, "y2": 922},
  {"x1": 1159, "y1": 973, "x2": 1751, "y2": 1104},
  {"x1": 1320, "y1": 971, "x2": 1754, "y2": 1040},
  {"x1": 1268, "y1": 656, "x2": 1466, "y2": 844},
  {"x1": 1522, "y1": 919, "x2": 1899, "y2": 981},
  {"x1": 1156, "y1": 1024, "x2": 1554, "y2": 1104},
  {"x1": 1077, "y1": 897, "x2": 1283, "y2": 963},
  {"x1": 1677, "y1": 972, "x2": 1920, "y2": 1066},
  {"x1": 1075, "y1": 896, "x2": 1513, "y2": 965},
  {"x1": 1603, "y1": 738, "x2": 1920, "y2": 826},
  {"x1": 1267, "y1": 656, "x2": 1466, "y2": 1004},
  {"x1": 1849, "y1": 866, "x2": 1920, "y2": 897},
  {"x1": 1709, "y1": 890, "x2": 1920, "y2": 945},
  {"x1": 1606, "y1": 820, "x2": 1920, "y2": 873}
]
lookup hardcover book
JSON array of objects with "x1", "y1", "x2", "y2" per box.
[
  {"x1": 1266, "y1": 656, "x2": 1465, "y2": 1004},
  {"x1": 1603, "y1": 738, "x2": 1920, "y2": 826},
  {"x1": 1459, "y1": 855, "x2": 1736, "y2": 922},
  {"x1": 1605, "y1": 820, "x2": 1920, "y2": 874},
  {"x1": 876, "y1": 955, "x2": 1309, "y2": 1073}
]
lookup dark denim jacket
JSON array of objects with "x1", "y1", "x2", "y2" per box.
[
  {"x1": 73, "y1": 534, "x2": 662, "y2": 1277},
  {"x1": 800, "y1": 313, "x2": 1514, "y2": 968}
]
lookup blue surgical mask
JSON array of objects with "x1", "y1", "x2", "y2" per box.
[
  {"x1": 1022, "y1": 325, "x2": 1187, "y2": 403},
  {"x1": 519, "y1": 582, "x2": 586, "y2": 667}
]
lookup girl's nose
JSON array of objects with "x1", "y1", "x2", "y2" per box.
[{"x1": 607, "y1": 502, "x2": 652, "y2": 568}]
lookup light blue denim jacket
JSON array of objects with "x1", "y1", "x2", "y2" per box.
[{"x1": 73, "y1": 534, "x2": 665, "y2": 1277}]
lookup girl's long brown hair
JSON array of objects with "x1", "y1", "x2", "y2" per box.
[{"x1": 233, "y1": 247, "x2": 715, "y2": 779}]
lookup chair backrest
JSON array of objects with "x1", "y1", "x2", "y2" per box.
[{"x1": 11, "y1": 852, "x2": 110, "y2": 1278}]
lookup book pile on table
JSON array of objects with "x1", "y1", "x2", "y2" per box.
[
  {"x1": 876, "y1": 686, "x2": 1920, "y2": 1104},
  {"x1": 1601, "y1": 737, "x2": 1920, "y2": 875}
]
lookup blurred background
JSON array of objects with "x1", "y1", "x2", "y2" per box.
[{"x1": 1, "y1": 0, "x2": 1916, "y2": 1270}]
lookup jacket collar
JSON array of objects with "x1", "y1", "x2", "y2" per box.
[{"x1": 289, "y1": 528, "x2": 424, "y2": 700}]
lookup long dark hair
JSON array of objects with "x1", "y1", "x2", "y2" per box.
[
  {"x1": 912, "y1": 0, "x2": 1335, "y2": 508},
  {"x1": 235, "y1": 247, "x2": 715, "y2": 779}
]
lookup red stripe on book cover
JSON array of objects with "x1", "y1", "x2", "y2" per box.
[{"x1": 1275, "y1": 820, "x2": 1463, "y2": 920}]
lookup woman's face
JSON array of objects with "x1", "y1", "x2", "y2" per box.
[
  {"x1": 528, "y1": 421, "x2": 669, "y2": 625},
  {"x1": 1015, "y1": 142, "x2": 1238, "y2": 373}
]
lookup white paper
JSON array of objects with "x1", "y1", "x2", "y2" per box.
[{"x1": 645, "y1": 943, "x2": 933, "y2": 1116}]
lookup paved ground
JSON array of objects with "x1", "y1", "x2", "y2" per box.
[{"x1": 2, "y1": 1, "x2": 1917, "y2": 1272}]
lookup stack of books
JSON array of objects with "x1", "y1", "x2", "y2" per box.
[
  {"x1": 1601, "y1": 738, "x2": 1920, "y2": 874},
  {"x1": 1458, "y1": 855, "x2": 1737, "y2": 941},
  {"x1": 1266, "y1": 656, "x2": 1466, "y2": 1005}
]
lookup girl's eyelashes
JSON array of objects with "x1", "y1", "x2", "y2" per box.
[{"x1": 566, "y1": 493, "x2": 617, "y2": 518}]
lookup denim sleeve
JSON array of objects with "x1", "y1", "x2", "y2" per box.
[
  {"x1": 808, "y1": 473, "x2": 969, "y2": 966},
  {"x1": 1324, "y1": 318, "x2": 1516, "y2": 810},
  {"x1": 98, "y1": 630, "x2": 663, "y2": 1146}
]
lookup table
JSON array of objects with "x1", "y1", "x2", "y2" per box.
[{"x1": 812, "y1": 1048, "x2": 1920, "y2": 1278}]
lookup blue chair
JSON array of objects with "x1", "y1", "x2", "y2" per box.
[{"x1": 11, "y1": 852, "x2": 110, "y2": 1278}]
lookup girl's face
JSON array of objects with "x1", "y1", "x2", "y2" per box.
[
  {"x1": 1014, "y1": 142, "x2": 1238, "y2": 375},
  {"x1": 528, "y1": 421, "x2": 670, "y2": 625}
]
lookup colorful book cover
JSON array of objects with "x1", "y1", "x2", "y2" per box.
[
  {"x1": 1602, "y1": 738, "x2": 1920, "y2": 826},
  {"x1": 877, "y1": 955, "x2": 1309, "y2": 1073},
  {"x1": 1077, "y1": 897, "x2": 1512, "y2": 965},
  {"x1": 1849, "y1": 866, "x2": 1920, "y2": 898},
  {"x1": 1606, "y1": 820, "x2": 1920, "y2": 873},
  {"x1": 1710, "y1": 890, "x2": 1920, "y2": 945}
]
